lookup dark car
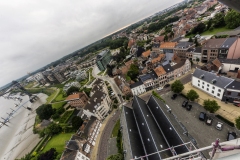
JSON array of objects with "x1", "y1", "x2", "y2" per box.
[
  {"x1": 206, "y1": 117, "x2": 213, "y2": 125},
  {"x1": 227, "y1": 132, "x2": 237, "y2": 141},
  {"x1": 182, "y1": 100, "x2": 188, "y2": 107},
  {"x1": 171, "y1": 94, "x2": 177, "y2": 100},
  {"x1": 164, "y1": 84, "x2": 170, "y2": 88},
  {"x1": 199, "y1": 112, "x2": 206, "y2": 121},
  {"x1": 186, "y1": 104, "x2": 192, "y2": 111}
]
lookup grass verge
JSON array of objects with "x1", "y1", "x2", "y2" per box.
[
  {"x1": 52, "y1": 101, "x2": 67, "y2": 110},
  {"x1": 59, "y1": 110, "x2": 74, "y2": 123},
  {"x1": 111, "y1": 119, "x2": 120, "y2": 138},
  {"x1": 152, "y1": 91, "x2": 166, "y2": 103}
]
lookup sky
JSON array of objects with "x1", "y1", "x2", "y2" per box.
[{"x1": 0, "y1": 0, "x2": 182, "y2": 86}]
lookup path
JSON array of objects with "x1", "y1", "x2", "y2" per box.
[{"x1": 47, "y1": 88, "x2": 59, "y2": 104}]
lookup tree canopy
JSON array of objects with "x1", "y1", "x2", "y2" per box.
[
  {"x1": 213, "y1": 12, "x2": 225, "y2": 28},
  {"x1": 203, "y1": 99, "x2": 220, "y2": 113},
  {"x1": 66, "y1": 86, "x2": 80, "y2": 96},
  {"x1": 127, "y1": 64, "x2": 139, "y2": 81},
  {"x1": 225, "y1": 10, "x2": 240, "y2": 29},
  {"x1": 186, "y1": 89, "x2": 199, "y2": 101},
  {"x1": 38, "y1": 148, "x2": 58, "y2": 160},
  {"x1": 171, "y1": 80, "x2": 184, "y2": 93},
  {"x1": 235, "y1": 116, "x2": 240, "y2": 130},
  {"x1": 36, "y1": 104, "x2": 54, "y2": 121},
  {"x1": 107, "y1": 153, "x2": 123, "y2": 160},
  {"x1": 45, "y1": 123, "x2": 62, "y2": 135},
  {"x1": 71, "y1": 116, "x2": 83, "y2": 131}
]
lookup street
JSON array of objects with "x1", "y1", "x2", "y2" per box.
[{"x1": 97, "y1": 110, "x2": 120, "y2": 160}]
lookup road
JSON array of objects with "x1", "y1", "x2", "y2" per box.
[
  {"x1": 92, "y1": 65, "x2": 123, "y2": 103},
  {"x1": 97, "y1": 110, "x2": 120, "y2": 160}
]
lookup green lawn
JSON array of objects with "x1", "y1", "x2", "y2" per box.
[
  {"x1": 42, "y1": 132, "x2": 74, "y2": 153},
  {"x1": 59, "y1": 110, "x2": 74, "y2": 123},
  {"x1": 111, "y1": 119, "x2": 120, "y2": 138},
  {"x1": 80, "y1": 79, "x2": 88, "y2": 86},
  {"x1": 52, "y1": 101, "x2": 67, "y2": 109},
  {"x1": 46, "y1": 89, "x2": 59, "y2": 104},
  {"x1": 201, "y1": 27, "x2": 232, "y2": 35},
  {"x1": 53, "y1": 89, "x2": 66, "y2": 102}
]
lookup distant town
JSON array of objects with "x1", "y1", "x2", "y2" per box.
[{"x1": 2, "y1": 0, "x2": 240, "y2": 160}]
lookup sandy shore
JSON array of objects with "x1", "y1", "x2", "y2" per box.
[{"x1": 0, "y1": 93, "x2": 47, "y2": 160}]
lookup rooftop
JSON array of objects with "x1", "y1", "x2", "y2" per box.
[
  {"x1": 220, "y1": 37, "x2": 238, "y2": 49},
  {"x1": 175, "y1": 42, "x2": 194, "y2": 49},
  {"x1": 65, "y1": 92, "x2": 86, "y2": 101},
  {"x1": 202, "y1": 38, "x2": 226, "y2": 49},
  {"x1": 219, "y1": 59, "x2": 240, "y2": 65},
  {"x1": 160, "y1": 42, "x2": 177, "y2": 49},
  {"x1": 130, "y1": 81, "x2": 143, "y2": 89},
  {"x1": 193, "y1": 68, "x2": 234, "y2": 88},
  {"x1": 154, "y1": 66, "x2": 167, "y2": 76},
  {"x1": 162, "y1": 64, "x2": 174, "y2": 73},
  {"x1": 142, "y1": 50, "x2": 151, "y2": 58},
  {"x1": 226, "y1": 80, "x2": 240, "y2": 90}
]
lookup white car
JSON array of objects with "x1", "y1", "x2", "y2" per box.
[
  {"x1": 157, "y1": 87, "x2": 163, "y2": 91},
  {"x1": 216, "y1": 122, "x2": 223, "y2": 130}
]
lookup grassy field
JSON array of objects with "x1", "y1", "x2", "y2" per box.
[
  {"x1": 201, "y1": 27, "x2": 232, "y2": 35},
  {"x1": 25, "y1": 82, "x2": 35, "y2": 88},
  {"x1": 53, "y1": 89, "x2": 66, "y2": 102},
  {"x1": 111, "y1": 119, "x2": 120, "y2": 138},
  {"x1": 46, "y1": 89, "x2": 59, "y2": 104},
  {"x1": 59, "y1": 110, "x2": 74, "y2": 123},
  {"x1": 52, "y1": 101, "x2": 67, "y2": 109},
  {"x1": 42, "y1": 132, "x2": 74, "y2": 153}
]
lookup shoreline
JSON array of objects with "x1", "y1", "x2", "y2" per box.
[{"x1": 0, "y1": 93, "x2": 47, "y2": 160}]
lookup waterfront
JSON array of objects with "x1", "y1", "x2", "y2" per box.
[{"x1": 0, "y1": 93, "x2": 47, "y2": 160}]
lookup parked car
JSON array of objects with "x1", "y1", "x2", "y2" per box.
[
  {"x1": 164, "y1": 84, "x2": 170, "y2": 88},
  {"x1": 199, "y1": 112, "x2": 206, "y2": 121},
  {"x1": 182, "y1": 100, "x2": 188, "y2": 107},
  {"x1": 227, "y1": 132, "x2": 237, "y2": 141},
  {"x1": 186, "y1": 104, "x2": 192, "y2": 111},
  {"x1": 216, "y1": 122, "x2": 223, "y2": 130},
  {"x1": 206, "y1": 117, "x2": 213, "y2": 125},
  {"x1": 171, "y1": 94, "x2": 177, "y2": 100},
  {"x1": 157, "y1": 87, "x2": 163, "y2": 91}
]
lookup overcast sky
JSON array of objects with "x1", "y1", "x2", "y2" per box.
[{"x1": 0, "y1": 0, "x2": 182, "y2": 86}]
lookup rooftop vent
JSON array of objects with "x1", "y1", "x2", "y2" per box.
[
  {"x1": 200, "y1": 74, "x2": 204, "y2": 79},
  {"x1": 211, "y1": 79, "x2": 217, "y2": 84},
  {"x1": 232, "y1": 86, "x2": 235, "y2": 88}
]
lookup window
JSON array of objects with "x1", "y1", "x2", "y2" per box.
[
  {"x1": 198, "y1": 80, "x2": 200, "y2": 82},
  {"x1": 198, "y1": 84, "x2": 200, "y2": 87},
  {"x1": 202, "y1": 82, "x2": 204, "y2": 84},
  {"x1": 207, "y1": 84, "x2": 209, "y2": 87},
  {"x1": 207, "y1": 88, "x2": 209, "y2": 91},
  {"x1": 212, "y1": 86, "x2": 215, "y2": 89},
  {"x1": 228, "y1": 91, "x2": 231, "y2": 95},
  {"x1": 212, "y1": 90, "x2": 214, "y2": 94},
  {"x1": 218, "y1": 89, "x2": 221, "y2": 92},
  {"x1": 238, "y1": 93, "x2": 240, "y2": 96},
  {"x1": 202, "y1": 86, "x2": 204, "y2": 89},
  {"x1": 217, "y1": 93, "x2": 220, "y2": 97}
]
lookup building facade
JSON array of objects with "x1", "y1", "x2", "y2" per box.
[
  {"x1": 65, "y1": 92, "x2": 89, "y2": 109},
  {"x1": 130, "y1": 81, "x2": 146, "y2": 96},
  {"x1": 96, "y1": 50, "x2": 112, "y2": 71}
]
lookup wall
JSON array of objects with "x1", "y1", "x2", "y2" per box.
[
  {"x1": 227, "y1": 38, "x2": 240, "y2": 59},
  {"x1": 222, "y1": 63, "x2": 240, "y2": 73}
]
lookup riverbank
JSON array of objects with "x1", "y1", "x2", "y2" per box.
[{"x1": 0, "y1": 93, "x2": 47, "y2": 160}]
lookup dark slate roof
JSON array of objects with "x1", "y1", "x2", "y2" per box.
[
  {"x1": 172, "y1": 60, "x2": 186, "y2": 70},
  {"x1": 130, "y1": 81, "x2": 143, "y2": 89},
  {"x1": 152, "y1": 43, "x2": 160, "y2": 48},
  {"x1": 219, "y1": 59, "x2": 240, "y2": 65},
  {"x1": 97, "y1": 50, "x2": 109, "y2": 59},
  {"x1": 149, "y1": 70, "x2": 158, "y2": 80},
  {"x1": 81, "y1": 116, "x2": 97, "y2": 138},
  {"x1": 193, "y1": 68, "x2": 233, "y2": 88},
  {"x1": 195, "y1": 47, "x2": 202, "y2": 53},
  {"x1": 122, "y1": 106, "x2": 145, "y2": 158},
  {"x1": 162, "y1": 64, "x2": 174, "y2": 73},
  {"x1": 61, "y1": 150, "x2": 78, "y2": 160},
  {"x1": 171, "y1": 36, "x2": 182, "y2": 42},
  {"x1": 226, "y1": 80, "x2": 240, "y2": 90},
  {"x1": 139, "y1": 74, "x2": 152, "y2": 82},
  {"x1": 175, "y1": 42, "x2": 193, "y2": 49},
  {"x1": 132, "y1": 96, "x2": 170, "y2": 159},
  {"x1": 66, "y1": 140, "x2": 79, "y2": 150},
  {"x1": 164, "y1": 53, "x2": 174, "y2": 62},
  {"x1": 136, "y1": 47, "x2": 145, "y2": 57},
  {"x1": 147, "y1": 96, "x2": 189, "y2": 154},
  {"x1": 220, "y1": 37, "x2": 237, "y2": 49},
  {"x1": 84, "y1": 90, "x2": 106, "y2": 113}
]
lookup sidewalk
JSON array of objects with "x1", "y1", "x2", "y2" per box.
[{"x1": 183, "y1": 82, "x2": 240, "y2": 124}]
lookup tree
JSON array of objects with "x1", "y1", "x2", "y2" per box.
[
  {"x1": 194, "y1": 37, "x2": 199, "y2": 47},
  {"x1": 171, "y1": 80, "x2": 184, "y2": 93},
  {"x1": 188, "y1": 37, "x2": 193, "y2": 42},
  {"x1": 38, "y1": 148, "x2": 58, "y2": 160},
  {"x1": 36, "y1": 104, "x2": 54, "y2": 121},
  {"x1": 186, "y1": 89, "x2": 199, "y2": 101},
  {"x1": 235, "y1": 116, "x2": 240, "y2": 130},
  {"x1": 225, "y1": 10, "x2": 240, "y2": 29},
  {"x1": 127, "y1": 64, "x2": 139, "y2": 81},
  {"x1": 107, "y1": 153, "x2": 123, "y2": 160},
  {"x1": 170, "y1": 31, "x2": 174, "y2": 38},
  {"x1": 191, "y1": 22, "x2": 206, "y2": 34},
  {"x1": 207, "y1": 19, "x2": 213, "y2": 30},
  {"x1": 164, "y1": 35, "x2": 168, "y2": 42},
  {"x1": 203, "y1": 99, "x2": 220, "y2": 113},
  {"x1": 45, "y1": 123, "x2": 62, "y2": 135},
  {"x1": 66, "y1": 86, "x2": 79, "y2": 96},
  {"x1": 136, "y1": 40, "x2": 146, "y2": 47},
  {"x1": 213, "y1": 13, "x2": 225, "y2": 28},
  {"x1": 71, "y1": 116, "x2": 83, "y2": 131},
  {"x1": 196, "y1": 57, "x2": 200, "y2": 63}
]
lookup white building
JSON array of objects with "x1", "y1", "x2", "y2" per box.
[
  {"x1": 74, "y1": 151, "x2": 90, "y2": 160},
  {"x1": 219, "y1": 59, "x2": 240, "y2": 73},
  {"x1": 192, "y1": 68, "x2": 233, "y2": 100},
  {"x1": 130, "y1": 81, "x2": 146, "y2": 95},
  {"x1": 63, "y1": 81, "x2": 81, "y2": 93},
  {"x1": 75, "y1": 70, "x2": 87, "y2": 81}
]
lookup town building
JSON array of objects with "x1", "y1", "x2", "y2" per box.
[
  {"x1": 121, "y1": 96, "x2": 189, "y2": 160},
  {"x1": 65, "y1": 92, "x2": 89, "y2": 109},
  {"x1": 152, "y1": 42, "x2": 161, "y2": 53},
  {"x1": 219, "y1": 59, "x2": 240, "y2": 78},
  {"x1": 174, "y1": 41, "x2": 195, "y2": 59},
  {"x1": 188, "y1": 47, "x2": 202, "y2": 62},
  {"x1": 160, "y1": 42, "x2": 177, "y2": 53},
  {"x1": 75, "y1": 70, "x2": 87, "y2": 81},
  {"x1": 154, "y1": 66, "x2": 168, "y2": 87},
  {"x1": 82, "y1": 79, "x2": 112, "y2": 120},
  {"x1": 139, "y1": 70, "x2": 158, "y2": 91},
  {"x1": 63, "y1": 81, "x2": 81, "y2": 93},
  {"x1": 130, "y1": 81, "x2": 146, "y2": 96},
  {"x1": 96, "y1": 49, "x2": 112, "y2": 71},
  {"x1": 192, "y1": 68, "x2": 233, "y2": 100},
  {"x1": 172, "y1": 59, "x2": 191, "y2": 78},
  {"x1": 222, "y1": 80, "x2": 240, "y2": 103},
  {"x1": 114, "y1": 76, "x2": 132, "y2": 96},
  {"x1": 162, "y1": 63, "x2": 175, "y2": 82}
]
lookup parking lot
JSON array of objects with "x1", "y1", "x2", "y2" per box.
[{"x1": 161, "y1": 91, "x2": 239, "y2": 158}]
